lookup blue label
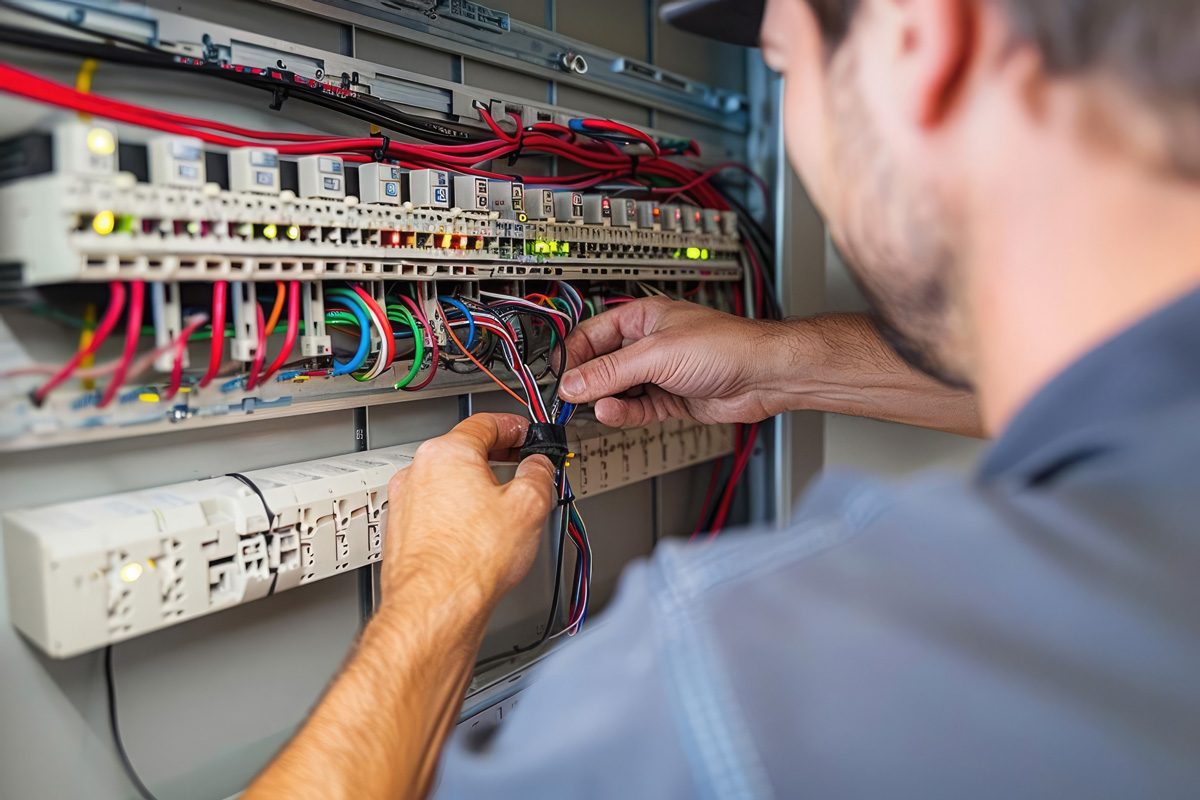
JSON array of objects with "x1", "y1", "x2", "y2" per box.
[
  {"x1": 433, "y1": 187, "x2": 449, "y2": 204},
  {"x1": 384, "y1": 182, "x2": 399, "y2": 197},
  {"x1": 178, "y1": 164, "x2": 199, "y2": 180},
  {"x1": 324, "y1": 176, "x2": 341, "y2": 191},
  {"x1": 255, "y1": 171, "x2": 274, "y2": 186}
]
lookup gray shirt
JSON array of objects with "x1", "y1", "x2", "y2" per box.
[{"x1": 437, "y1": 288, "x2": 1200, "y2": 799}]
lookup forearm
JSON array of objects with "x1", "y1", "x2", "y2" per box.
[
  {"x1": 759, "y1": 313, "x2": 984, "y2": 438},
  {"x1": 243, "y1": 574, "x2": 491, "y2": 800}
]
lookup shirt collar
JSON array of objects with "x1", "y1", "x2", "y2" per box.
[{"x1": 979, "y1": 286, "x2": 1200, "y2": 485}]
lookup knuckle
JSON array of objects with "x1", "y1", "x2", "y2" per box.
[{"x1": 415, "y1": 437, "x2": 447, "y2": 460}]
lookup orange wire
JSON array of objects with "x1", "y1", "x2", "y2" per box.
[
  {"x1": 263, "y1": 281, "x2": 286, "y2": 338},
  {"x1": 444, "y1": 319, "x2": 529, "y2": 409}
]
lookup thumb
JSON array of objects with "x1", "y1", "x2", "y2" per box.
[
  {"x1": 506, "y1": 455, "x2": 557, "y2": 525},
  {"x1": 559, "y1": 337, "x2": 662, "y2": 403}
]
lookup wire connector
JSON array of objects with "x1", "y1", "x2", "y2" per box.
[{"x1": 519, "y1": 423, "x2": 569, "y2": 471}]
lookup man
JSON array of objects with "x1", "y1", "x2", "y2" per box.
[{"x1": 245, "y1": 0, "x2": 1200, "y2": 797}]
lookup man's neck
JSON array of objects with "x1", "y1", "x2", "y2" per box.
[{"x1": 969, "y1": 152, "x2": 1200, "y2": 438}]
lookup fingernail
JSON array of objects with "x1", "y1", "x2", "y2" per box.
[{"x1": 561, "y1": 370, "x2": 584, "y2": 397}]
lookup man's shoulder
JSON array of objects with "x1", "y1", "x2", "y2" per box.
[{"x1": 638, "y1": 467, "x2": 1200, "y2": 798}]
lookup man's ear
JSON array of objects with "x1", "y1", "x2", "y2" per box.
[{"x1": 889, "y1": 0, "x2": 976, "y2": 128}]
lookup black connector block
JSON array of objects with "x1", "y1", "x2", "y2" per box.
[{"x1": 518, "y1": 423, "x2": 569, "y2": 471}]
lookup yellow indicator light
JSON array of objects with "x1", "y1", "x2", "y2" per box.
[
  {"x1": 562, "y1": 242, "x2": 570, "y2": 254},
  {"x1": 568, "y1": 452, "x2": 576, "y2": 459},
  {"x1": 92, "y1": 210, "x2": 115, "y2": 236},
  {"x1": 700, "y1": 249, "x2": 710, "y2": 260},
  {"x1": 441, "y1": 234, "x2": 453, "y2": 249},
  {"x1": 185, "y1": 220, "x2": 201, "y2": 236},
  {"x1": 262, "y1": 224, "x2": 278, "y2": 240},
  {"x1": 119, "y1": 562, "x2": 143, "y2": 583},
  {"x1": 87, "y1": 127, "x2": 116, "y2": 156},
  {"x1": 138, "y1": 393, "x2": 159, "y2": 403},
  {"x1": 686, "y1": 246, "x2": 701, "y2": 260},
  {"x1": 549, "y1": 241, "x2": 560, "y2": 253},
  {"x1": 286, "y1": 225, "x2": 301, "y2": 241},
  {"x1": 475, "y1": 239, "x2": 484, "y2": 250}
]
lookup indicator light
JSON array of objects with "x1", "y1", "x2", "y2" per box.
[
  {"x1": 441, "y1": 234, "x2": 453, "y2": 249},
  {"x1": 186, "y1": 220, "x2": 201, "y2": 236},
  {"x1": 92, "y1": 210, "x2": 115, "y2": 236},
  {"x1": 86, "y1": 127, "x2": 116, "y2": 156},
  {"x1": 389, "y1": 231, "x2": 400, "y2": 246},
  {"x1": 236, "y1": 222, "x2": 253, "y2": 238},
  {"x1": 262, "y1": 224, "x2": 278, "y2": 240},
  {"x1": 653, "y1": 207, "x2": 661, "y2": 217},
  {"x1": 686, "y1": 247, "x2": 701, "y2": 259},
  {"x1": 475, "y1": 238, "x2": 484, "y2": 250},
  {"x1": 119, "y1": 562, "x2": 143, "y2": 583},
  {"x1": 459, "y1": 235, "x2": 469, "y2": 249},
  {"x1": 701, "y1": 249, "x2": 710, "y2": 260},
  {"x1": 287, "y1": 225, "x2": 301, "y2": 241}
]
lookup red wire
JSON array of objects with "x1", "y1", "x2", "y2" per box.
[
  {"x1": 259, "y1": 282, "x2": 301, "y2": 384},
  {"x1": 690, "y1": 457, "x2": 726, "y2": 542},
  {"x1": 245, "y1": 303, "x2": 268, "y2": 391},
  {"x1": 393, "y1": 293, "x2": 439, "y2": 391},
  {"x1": 33, "y1": 282, "x2": 126, "y2": 403},
  {"x1": 350, "y1": 285, "x2": 394, "y2": 368},
  {"x1": 708, "y1": 423, "x2": 759, "y2": 539},
  {"x1": 199, "y1": 282, "x2": 227, "y2": 389},
  {"x1": 163, "y1": 314, "x2": 211, "y2": 402},
  {"x1": 98, "y1": 281, "x2": 145, "y2": 409}
]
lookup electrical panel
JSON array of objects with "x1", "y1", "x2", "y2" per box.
[{"x1": 4, "y1": 418, "x2": 734, "y2": 659}]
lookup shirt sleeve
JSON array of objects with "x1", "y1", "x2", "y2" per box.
[{"x1": 432, "y1": 558, "x2": 698, "y2": 800}]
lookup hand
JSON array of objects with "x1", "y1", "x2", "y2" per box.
[
  {"x1": 382, "y1": 413, "x2": 557, "y2": 611},
  {"x1": 559, "y1": 297, "x2": 787, "y2": 427}
]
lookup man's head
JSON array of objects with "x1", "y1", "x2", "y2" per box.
[{"x1": 670, "y1": 0, "x2": 1200, "y2": 389}]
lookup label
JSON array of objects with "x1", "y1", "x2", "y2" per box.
[
  {"x1": 433, "y1": 187, "x2": 449, "y2": 204},
  {"x1": 172, "y1": 142, "x2": 202, "y2": 161},
  {"x1": 178, "y1": 164, "x2": 199, "y2": 180},
  {"x1": 251, "y1": 151, "x2": 279, "y2": 168},
  {"x1": 319, "y1": 157, "x2": 343, "y2": 174},
  {"x1": 255, "y1": 171, "x2": 274, "y2": 186},
  {"x1": 384, "y1": 182, "x2": 399, "y2": 197},
  {"x1": 323, "y1": 177, "x2": 341, "y2": 192}
]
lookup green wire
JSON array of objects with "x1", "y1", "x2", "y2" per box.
[
  {"x1": 324, "y1": 288, "x2": 379, "y2": 382},
  {"x1": 583, "y1": 299, "x2": 597, "y2": 319},
  {"x1": 386, "y1": 305, "x2": 424, "y2": 389}
]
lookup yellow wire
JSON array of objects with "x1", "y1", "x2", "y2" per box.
[
  {"x1": 79, "y1": 303, "x2": 97, "y2": 391},
  {"x1": 75, "y1": 58, "x2": 98, "y2": 122}
]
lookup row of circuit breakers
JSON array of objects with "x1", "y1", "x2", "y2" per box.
[
  {"x1": 4, "y1": 418, "x2": 735, "y2": 658},
  {"x1": 0, "y1": 122, "x2": 743, "y2": 285}
]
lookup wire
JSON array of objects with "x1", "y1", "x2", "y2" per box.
[
  {"x1": 392, "y1": 293, "x2": 439, "y2": 392},
  {"x1": 104, "y1": 646, "x2": 159, "y2": 800},
  {"x1": 163, "y1": 314, "x2": 210, "y2": 402},
  {"x1": 386, "y1": 305, "x2": 425, "y2": 390},
  {"x1": 98, "y1": 281, "x2": 145, "y2": 409},
  {"x1": 444, "y1": 311, "x2": 528, "y2": 410},
  {"x1": 31, "y1": 283, "x2": 125, "y2": 403},
  {"x1": 243, "y1": 303, "x2": 268, "y2": 392},
  {"x1": 199, "y1": 282, "x2": 228, "y2": 389},
  {"x1": 324, "y1": 295, "x2": 371, "y2": 376},
  {"x1": 259, "y1": 282, "x2": 300, "y2": 385},
  {"x1": 437, "y1": 296, "x2": 476, "y2": 350}
]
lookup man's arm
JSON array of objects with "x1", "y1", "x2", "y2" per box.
[
  {"x1": 242, "y1": 414, "x2": 557, "y2": 800},
  {"x1": 559, "y1": 299, "x2": 983, "y2": 438}
]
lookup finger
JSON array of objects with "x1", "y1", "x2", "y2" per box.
[
  {"x1": 559, "y1": 336, "x2": 664, "y2": 404},
  {"x1": 444, "y1": 413, "x2": 531, "y2": 458},
  {"x1": 507, "y1": 455, "x2": 557, "y2": 526},
  {"x1": 562, "y1": 297, "x2": 672, "y2": 372}
]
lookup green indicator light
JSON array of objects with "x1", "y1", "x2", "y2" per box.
[
  {"x1": 237, "y1": 222, "x2": 253, "y2": 238},
  {"x1": 562, "y1": 242, "x2": 570, "y2": 254},
  {"x1": 686, "y1": 247, "x2": 701, "y2": 260},
  {"x1": 114, "y1": 215, "x2": 137, "y2": 234},
  {"x1": 262, "y1": 224, "x2": 278, "y2": 240},
  {"x1": 549, "y1": 240, "x2": 560, "y2": 254},
  {"x1": 286, "y1": 225, "x2": 301, "y2": 241},
  {"x1": 534, "y1": 240, "x2": 549, "y2": 254},
  {"x1": 186, "y1": 220, "x2": 201, "y2": 236}
]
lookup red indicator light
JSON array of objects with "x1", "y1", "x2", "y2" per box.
[
  {"x1": 602, "y1": 198, "x2": 611, "y2": 209},
  {"x1": 653, "y1": 207, "x2": 661, "y2": 217},
  {"x1": 694, "y1": 211, "x2": 702, "y2": 222}
]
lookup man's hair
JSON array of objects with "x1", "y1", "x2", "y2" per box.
[{"x1": 810, "y1": 0, "x2": 1200, "y2": 176}]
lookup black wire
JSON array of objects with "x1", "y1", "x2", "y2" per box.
[
  {"x1": 474, "y1": 498, "x2": 570, "y2": 673},
  {"x1": 104, "y1": 646, "x2": 160, "y2": 800},
  {"x1": 0, "y1": 21, "x2": 479, "y2": 145},
  {"x1": 225, "y1": 472, "x2": 276, "y2": 531}
]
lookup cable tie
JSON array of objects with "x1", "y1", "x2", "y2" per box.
[
  {"x1": 269, "y1": 86, "x2": 290, "y2": 111},
  {"x1": 372, "y1": 133, "x2": 391, "y2": 162}
]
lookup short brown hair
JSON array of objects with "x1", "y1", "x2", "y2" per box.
[{"x1": 813, "y1": 0, "x2": 1200, "y2": 176}]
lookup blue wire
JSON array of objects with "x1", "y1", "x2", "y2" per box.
[
  {"x1": 437, "y1": 296, "x2": 475, "y2": 349},
  {"x1": 326, "y1": 296, "x2": 370, "y2": 376}
]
